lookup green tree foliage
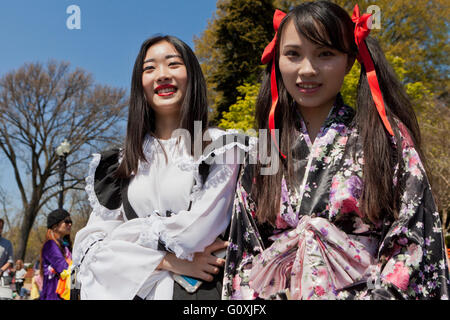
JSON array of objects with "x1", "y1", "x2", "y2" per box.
[
  {"x1": 195, "y1": 0, "x2": 275, "y2": 123},
  {"x1": 273, "y1": 0, "x2": 297, "y2": 11},
  {"x1": 193, "y1": 16, "x2": 223, "y2": 115},
  {"x1": 219, "y1": 83, "x2": 260, "y2": 131}
]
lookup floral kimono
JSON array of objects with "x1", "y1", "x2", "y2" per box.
[{"x1": 223, "y1": 102, "x2": 450, "y2": 300}]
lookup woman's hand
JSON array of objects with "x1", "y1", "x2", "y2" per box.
[{"x1": 157, "y1": 238, "x2": 228, "y2": 282}]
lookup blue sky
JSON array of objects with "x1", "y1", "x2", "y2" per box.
[
  {"x1": 0, "y1": 0, "x2": 217, "y2": 90},
  {"x1": 0, "y1": 0, "x2": 218, "y2": 216}
]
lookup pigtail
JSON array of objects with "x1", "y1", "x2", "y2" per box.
[
  {"x1": 253, "y1": 64, "x2": 284, "y2": 225},
  {"x1": 355, "y1": 36, "x2": 425, "y2": 223}
]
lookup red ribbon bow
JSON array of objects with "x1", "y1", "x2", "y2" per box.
[
  {"x1": 352, "y1": 5, "x2": 394, "y2": 136},
  {"x1": 261, "y1": 9, "x2": 287, "y2": 159}
]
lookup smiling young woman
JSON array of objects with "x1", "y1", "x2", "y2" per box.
[
  {"x1": 72, "y1": 35, "x2": 252, "y2": 300},
  {"x1": 141, "y1": 40, "x2": 188, "y2": 138},
  {"x1": 223, "y1": 1, "x2": 449, "y2": 300}
]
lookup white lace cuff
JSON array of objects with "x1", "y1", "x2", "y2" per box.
[
  {"x1": 137, "y1": 214, "x2": 194, "y2": 261},
  {"x1": 137, "y1": 214, "x2": 162, "y2": 250},
  {"x1": 159, "y1": 227, "x2": 195, "y2": 262}
]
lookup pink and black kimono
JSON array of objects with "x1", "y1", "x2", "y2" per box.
[{"x1": 223, "y1": 101, "x2": 450, "y2": 300}]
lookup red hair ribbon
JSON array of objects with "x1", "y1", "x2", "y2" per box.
[
  {"x1": 261, "y1": 9, "x2": 287, "y2": 159},
  {"x1": 352, "y1": 5, "x2": 394, "y2": 136}
]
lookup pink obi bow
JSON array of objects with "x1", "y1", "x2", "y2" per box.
[{"x1": 249, "y1": 215, "x2": 377, "y2": 299}]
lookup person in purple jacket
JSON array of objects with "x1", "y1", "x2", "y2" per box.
[{"x1": 40, "y1": 209, "x2": 72, "y2": 300}]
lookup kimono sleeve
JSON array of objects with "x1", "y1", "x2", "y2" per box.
[
  {"x1": 369, "y1": 141, "x2": 450, "y2": 299},
  {"x1": 222, "y1": 162, "x2": 267, "y2": 300}
]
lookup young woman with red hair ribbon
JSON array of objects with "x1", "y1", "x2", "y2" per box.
[{"x1": 222, "y1": 1, "x2": 449, "y2": 300}]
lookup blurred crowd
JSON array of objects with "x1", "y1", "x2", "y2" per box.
[{"x1": 1, "y1": 259, "x2": 43, "y2": 300}]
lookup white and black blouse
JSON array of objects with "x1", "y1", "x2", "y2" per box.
[{"x1": 72, "y1": 128, "x2": 255, "y2": 299}]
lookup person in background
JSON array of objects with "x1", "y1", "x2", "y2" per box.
[
  {"x1": 1, "y1": 264, "x2": 14, "y2": 288},
  {"x1": 30, "y1": 268, "x2": 43, "y2": 300},
  {"x1": 40, "y1": 209, "x2": 72, "y2": 300},
  {"x1": 0, "y1": 218, "x2": 13, "y2": 285},
  {"x1": 14, "y1": 259, "x2": 27, "y2": 299}
]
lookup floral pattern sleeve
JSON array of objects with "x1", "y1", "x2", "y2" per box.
[
  {"x1": 221, "y1": 163, "x2": 265, "y2": 300},
  {"x1": 354, "y1": 133, "x2": 450, "y2": 300}
]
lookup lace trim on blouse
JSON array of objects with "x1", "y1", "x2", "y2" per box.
[
  {"x1": 85, "y1": 153, "x2": 122, "y2": 220},
  {"x1": 137, "y1": 213, "x2": 195, "y2": 261},
  {"x1": 198, "y1": 130, "x2": 258, "y2": 163},
  {"x1": 139, "y1": 131, "x2": 257, "y2": 203}
]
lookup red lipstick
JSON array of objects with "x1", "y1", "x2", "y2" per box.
[{"x1": 155, "y1": 84, "x2": 177, "y2": 96}]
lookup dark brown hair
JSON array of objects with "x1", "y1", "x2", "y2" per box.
[
  {"x1": 253, "y1": 1, "x2": 424, "y2": 225},
  {"x1": 115, "y1": 35, "x2": 208, "y2": 178}
]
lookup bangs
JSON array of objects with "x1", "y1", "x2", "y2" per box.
[{"x1": 282, "y1": 4, "x2": 355, "y2": 55}]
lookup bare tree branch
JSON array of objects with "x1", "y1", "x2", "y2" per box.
[{"x1": 0, "y1": 61, "x2": 128, "y2": 259}]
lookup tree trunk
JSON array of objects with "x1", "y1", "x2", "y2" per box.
[{"x1": 16, "y1": 200, "x2": 40, "y2": 260}]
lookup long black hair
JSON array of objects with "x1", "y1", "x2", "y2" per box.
[
  {"x1": 116, "y1": 35, "x2": 208, "y2": 178},
  {"x1": 253, "y1": 1, "x2": 424, "y2": 224},
  {"x1": 355, "y1": 36, "x2": 424, "y2": 223}
]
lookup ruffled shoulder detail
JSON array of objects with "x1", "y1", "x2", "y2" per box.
[
  {"x1": 177, "y1": 128, "x2": 257, "y2": 203},
  {"x1": 199, "y1": 128, "x2": 257, "y2": 165},
  {"x1": 85, "y1": 149, "x2": 123, "y2": 220}
]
